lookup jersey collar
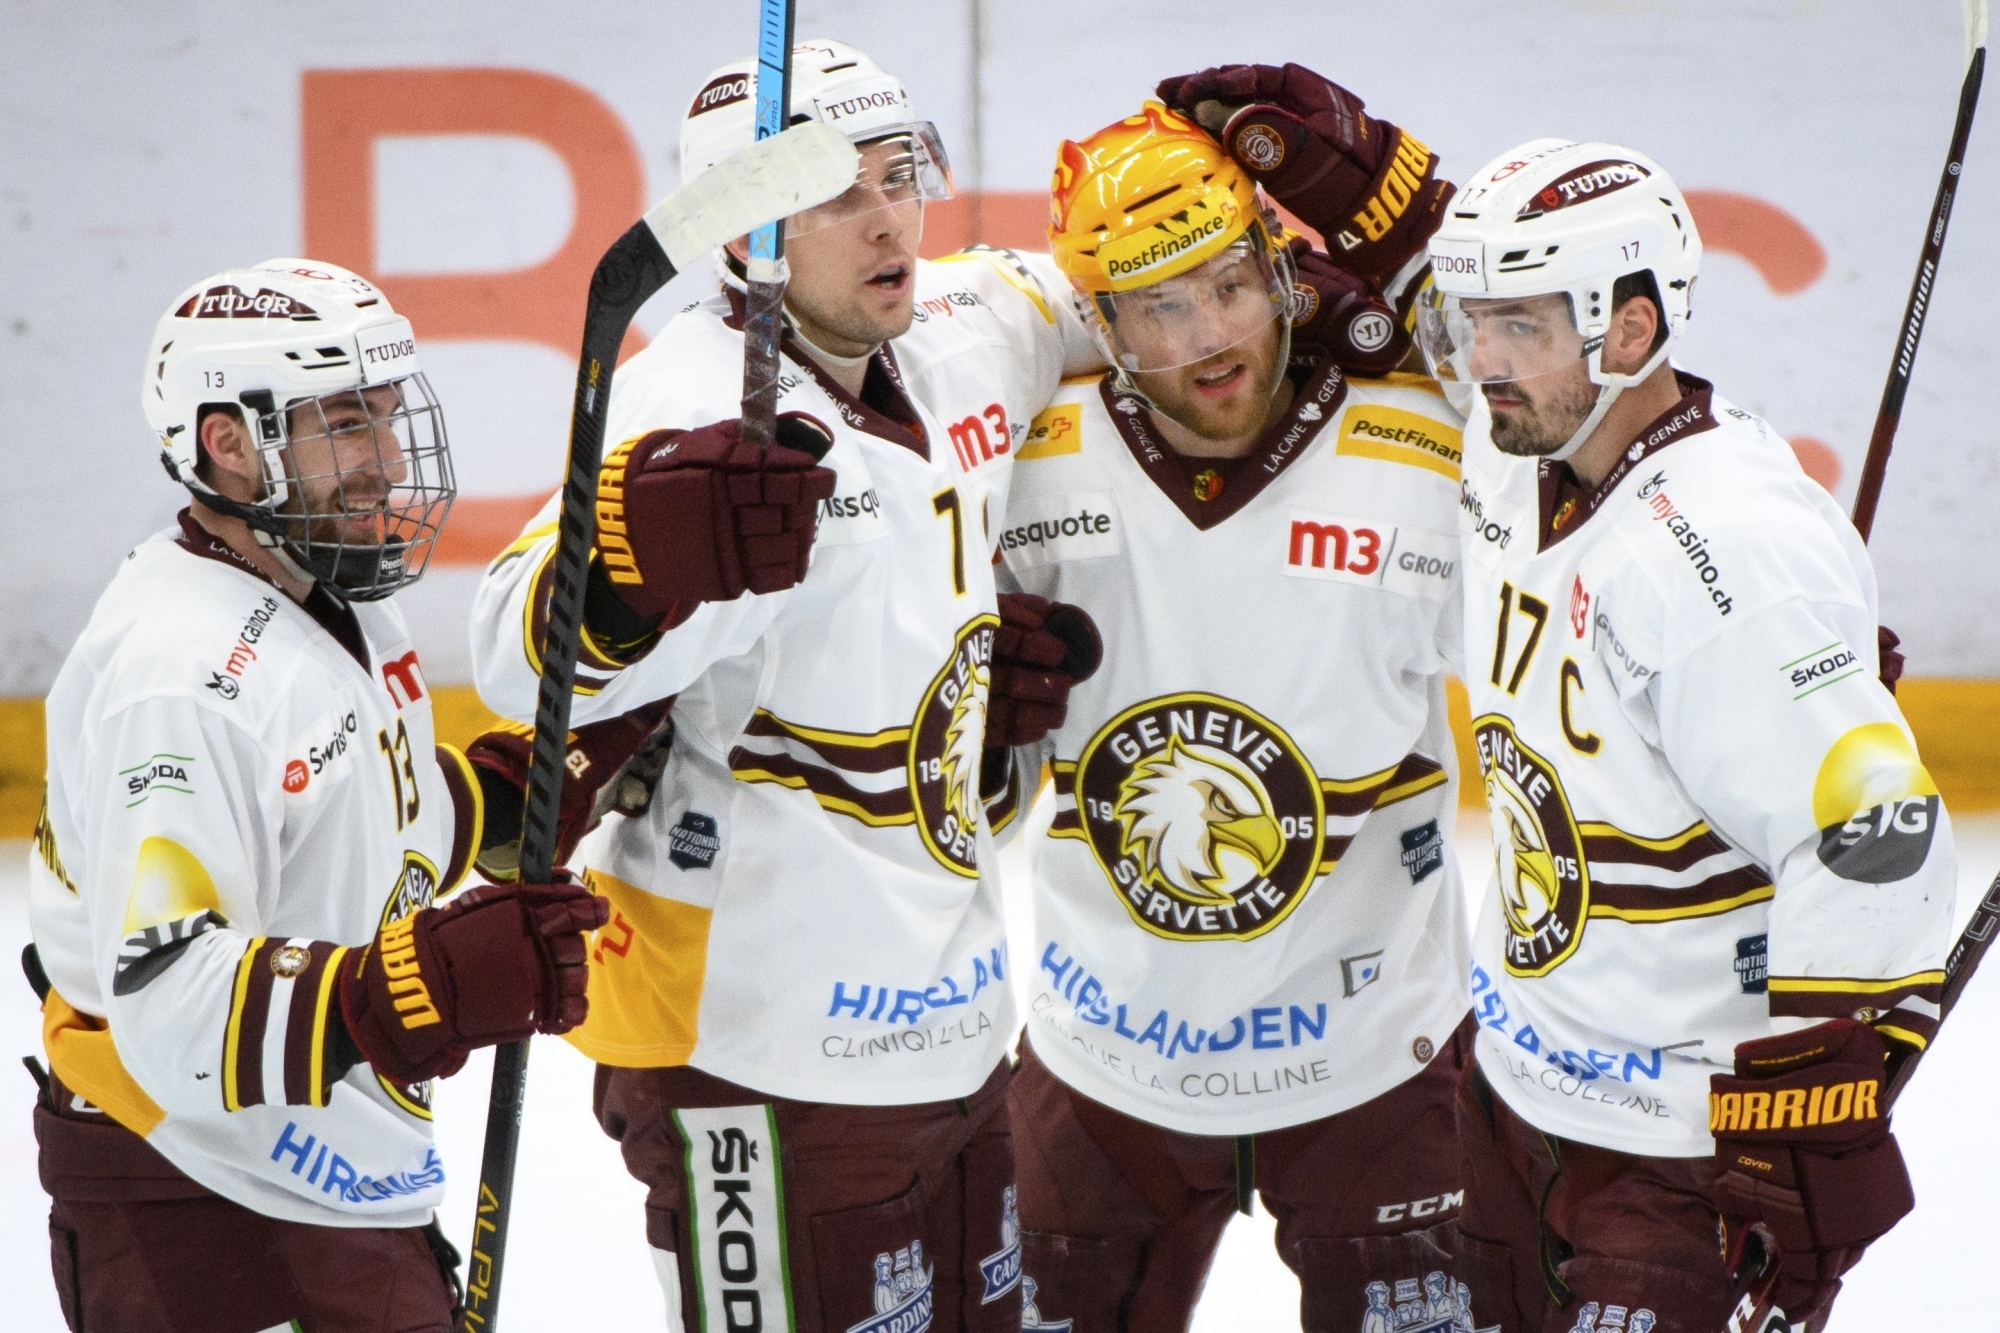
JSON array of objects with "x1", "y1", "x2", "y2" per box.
[
  {"x1": 1102, "y1": 354, "x2": 1349, "y2": 532},
  {"x1": 1536, "y1": 372, "x2": 1717, "y2": 551},
  {"x1": 174, "y1": 509, "x2": 371, "y2": 670},
  {"x1": 722, "y1": 288, "x2": 930, "y2": 459}
]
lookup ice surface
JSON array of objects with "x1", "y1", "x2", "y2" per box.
[{"x1": 4, "y1": 810, "x2": 1994, "y2": 1329}]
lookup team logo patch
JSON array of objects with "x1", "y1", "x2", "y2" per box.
[
  {"x1": 668, "y1": 811, "x2": 721, "y2": 870},
  {"x1": 1361, "y1": 1271, "x2": 1497, "y2": 1332},
  {"x1": 1075, "y1": 693, "x2": 1323, "y2": 942},
  {"x1": 1811, "y1": 723, "x2": 1939, "y2": 882},
  {"x1": 856, "y1": 1240, "x2": 934, "y2": 1333},
  {"x1": 1021, "y1": 1276, "x2": 1072, "y2": 1331},
  {"x1": 1474, "y1": 716, "x2": 1589, "y2": 976},
  {"x1": 1290, "y1": 282, "x2": 1321, "y2": 324},
  {"x1": 909, "y1": 616, "x2": 998, "y2": 878},
  {"x1": 269, "y1": 943, "x2": 312, "y2": 979},
  {"x1": 978, "y1": 1185, "x2": 1023, "y2": 1303},
  {"x1": 1233, "y1": 121, "x2": 1286, "y2": 171},
  {"x1": 1191, "y1": 467, "x2": 1225, "y2": 502}
]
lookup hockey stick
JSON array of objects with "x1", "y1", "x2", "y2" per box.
[
  {"x1": 738, "y1": 0, "x2": 796, "y2": 448},
  {"x1": 1849, "y1": 0, "x2": 1987, "y2": 541},
  {"x1": 457, "y1": 119, "x2": 854, "y2": 1333}
]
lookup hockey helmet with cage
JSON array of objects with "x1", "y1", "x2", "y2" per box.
[
  {"x1": 1416, "y1": 139, "x2": 1702, "y2": 454},
  {"x1": 1048, "y1": 101, "x2": 1298, "y2": 383},
  {"x1": 143, "y1": 260, "x2": 455, "y2": 601},
  {"x1": 679, "y1": 39, "x2": 952, "y2": 239}
]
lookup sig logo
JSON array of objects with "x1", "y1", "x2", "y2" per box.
[
  {"x1": 1812, "y1": 723, "x2": 1941, "y2": 883},
  {"x1": 283, "y1": 759, "x2": 310, "y2": 794}
]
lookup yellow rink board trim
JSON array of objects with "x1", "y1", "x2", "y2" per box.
[{"x1": 1, "y1": 680, "x2": 1997, "y2": 838}]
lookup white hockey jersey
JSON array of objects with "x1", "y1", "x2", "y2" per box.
[
  {"x1": 468, "y1": 249, "x2": 1095, "y2": 1106},
  {"x1": 997, "y1": 361, "x2": 1472, "y2": 1135},
  {"x1": 29, "y1": 515, "x2": 475, "y2": 1226},
  {"x1": 1457, "y1": 374, "x2": 1956, "y2": 1157}
]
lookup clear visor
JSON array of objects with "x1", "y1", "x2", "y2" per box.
[
  {"x1": 1414, "y1": 288, "x2": 1591, "y2": 392},
  {"x1": 1095, "y1": 239, "x2": 1288, "y2": 374},
  {"x1": 249, "y1": 374, "x2": 455, "y2": 600},
  {"x1": 786, "y1": 123, "x2": 952, "y2": 237}
]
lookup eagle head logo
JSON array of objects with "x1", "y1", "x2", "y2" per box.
[
  {"x1": 1488, "y1": 771, "x2": 1559, "y2": 939},
  {"x1": 1114, "y1": 736, "x2": 1285, "y2": 904},
  {"x1": 940, "y1": 656, "x2": 989, "y2": 833}
]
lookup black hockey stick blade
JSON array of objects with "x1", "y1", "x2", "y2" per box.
[{"x1": 459, "y1": 218, "x2": 675, "y2": 1333}]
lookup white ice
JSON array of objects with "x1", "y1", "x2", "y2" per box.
[{"x1": 3, "y1": 810, "x2": 1995, "y2": 1330}]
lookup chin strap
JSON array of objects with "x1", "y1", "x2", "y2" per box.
[{"x1": 1544, "y1": 339, "x2": 1675, "y2": 463}]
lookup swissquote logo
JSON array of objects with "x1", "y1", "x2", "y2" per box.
[
  {"x1": 909, "y1": 615, "x2": 998, "y2": 878},
  {"x1": 1074, "y1": 693, "x2": 1324, "y2": 943},
  {"x1": 1474, "y1": 715, "x2": 1589, "y2": 976}
]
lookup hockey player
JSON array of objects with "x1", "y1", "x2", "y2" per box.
[
  {"x1": 26, "y1": 260, "x2": 608, "y2": 1331},
  {"x1": 992, "y1": 100, "x2": 1491, "y2": 1333},
  {"x1": 1412, "y1": 142, "x2": 1956, "y2": 1331},
  {"x1": 467, "y1": 40, "x2": 1108, "y2": 1333}
]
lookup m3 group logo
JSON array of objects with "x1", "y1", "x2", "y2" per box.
[
  {"x1": 1812, "y1": 723, "x2": 1941, "y2": 883},
  {"x1": 1074, "y1": 693, "x2": 1324, "y2": 942}
]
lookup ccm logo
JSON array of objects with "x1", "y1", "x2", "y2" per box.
[
  {"x1": 1287, "y1": 520, "x2": 1383, "y2": 576},
  {"x1": 1376, "y1": 1190, "x2": 1463, "y2": 1224}
]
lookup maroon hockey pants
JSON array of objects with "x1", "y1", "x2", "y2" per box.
[
  {"x1": 1456, "y1": 1060, "x2": 1758, "y2": 1333},
  {"x1": 594, "y1": 1058, "x2": 1020, "y2": 1333},
  {"x1": 1009, "y1": 1015, "x2": 1502, "y2": 1333},
  {"x1": 33, "y1": 1068, "x2": 456, "y2": 1333}
]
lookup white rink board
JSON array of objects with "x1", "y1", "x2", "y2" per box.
[{"x1": 1, "y1": 0, "x2": 1998, "y2": 690}]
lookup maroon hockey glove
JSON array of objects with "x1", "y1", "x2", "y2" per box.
[
  {"x1": 336, "y1": 874, "x2": 610, "y2": 1085},
  {"x1": 987, "y1": 593, "x2": 1102, "y2": 748},
  {"x1": 1877, "y1": 625, "x2": 1905, "y2": 695},
  {"x1": 1155, "y1": 63, "x2": 1450, "y2": 288},
  {"x1": 464, "y1": 699, "x2": 674, "y2": 879},
  {"x1": 1709, "y1": 1020, "x2": 1913, "y2": 1321},
  {"x1": 1288, "y1": 240, "x2": 1408, "y2": 376},
  {"x1": 594, "y1": 414, "x2": 838, "y2": 621}
]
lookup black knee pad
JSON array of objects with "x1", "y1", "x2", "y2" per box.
[{"x1": 1294, "y1": 1218, "x2": 1519, "y2": 1333}]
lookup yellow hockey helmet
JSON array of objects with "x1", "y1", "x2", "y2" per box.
[{"x1": 1049, "y1": 101, "x2": 1265, "y2": 294}]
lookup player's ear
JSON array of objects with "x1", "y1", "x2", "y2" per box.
[
  {"x1": 1605, "y1": 294, "x2": 1660, "y2": 376},
  {"x1": 723, "y1": 236, "x2": 751, "y2": 265},
  {"x1": 197, "y1": 405, "x2": 261, "y2": 487}
]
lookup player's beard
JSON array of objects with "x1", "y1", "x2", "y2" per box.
[
  {"x1": 1131, "y1": 321, "x2": 1286, "y2": 446},
  {"x1": 1485, "y1": 373, "x2": 1602, "y2": 457}
]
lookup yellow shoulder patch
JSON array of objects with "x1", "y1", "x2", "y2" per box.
[
  {"x1": 124, "y1": 836, "x2": 221, "y2": 935},
  {"x1": 1334, "y1": 403, "x2": 1463, "y2": 481},
  {"x1": 1017, "y1": 402, "x2": 1085, "y2": 460}
]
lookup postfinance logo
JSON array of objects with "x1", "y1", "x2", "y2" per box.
[
  {"x1": 1474, "y1": 716, "x2": 1588, "y2": 976},
  {"x1": 1812, "y1": 723, "x2": 1940, "y2": 883},
  {"x1": 1075, "y1": 693, "x2": 1323, "y2": 942},
  {"x1": 1334, "y1": 404, "x2": 1463, "y2": 481}
]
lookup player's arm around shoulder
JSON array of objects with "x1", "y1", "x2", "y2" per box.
[
  {"x1": 928, "y1": 247, "x2": 1104, "y2": 380},
  {"x1": 1632, "y1": 441, "x2": 1953, "y2": 1044}
]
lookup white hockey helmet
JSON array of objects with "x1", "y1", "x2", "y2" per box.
[
  {"x1": 678, "y1": 38, "x2": 952, "y2": 237},
  {"x1": 143, "y1": 260, "x2": 455, "y2": 601},
  {"x1": 1416, "y1": 139, "x2": 1702, "y2": 456}
]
